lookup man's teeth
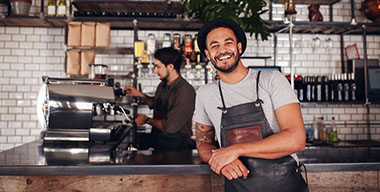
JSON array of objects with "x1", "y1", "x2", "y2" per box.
[{"x1": 219, "y1": 55, "x2": 231, "y2": 60}]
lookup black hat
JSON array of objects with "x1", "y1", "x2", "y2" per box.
[{"x1": 197, "y1": 18, "x2": 247, "y2": 56}]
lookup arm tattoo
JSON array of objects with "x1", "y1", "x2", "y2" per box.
[{"x1": 196, "y1": 123, "x2": 215, "y2": 144}]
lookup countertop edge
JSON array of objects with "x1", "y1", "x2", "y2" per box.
[
  {"x1": 1, "y1": 163, "x2": 380, "y2": 176},
  {"x1": 0, "y1": 164, "x2": 213, "y2": 176},
  {"x1": 305, "y1": 162, "x2": 380, "y2": 172}
]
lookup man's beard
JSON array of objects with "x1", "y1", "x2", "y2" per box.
[
  {"x1": 210, "y1": 54, "x2": 240, "y2": 73},
  {"x1": 160, "y1": 74, "x2": 169, "y2": 81}
]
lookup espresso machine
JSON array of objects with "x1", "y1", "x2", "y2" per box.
[{"x1": 37, "y1": 76, "x2": 136, "y2": 148}]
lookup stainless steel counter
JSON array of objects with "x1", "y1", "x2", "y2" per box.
[{"x1": 0, "y1": 140, "x2": 380, "y2": 176}]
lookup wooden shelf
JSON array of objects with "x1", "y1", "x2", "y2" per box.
[
  {"x1": 272, "y1": 0, "x2": 340, "y2": 5},
  {"x1": 72, "y1": 0, "x2": 185, "y2": 15},
  {"x1": 1, "y1": 16, "x2": 379, "y2": 35},
  {"x1": 266, "y1": 21, "x2": 380, "y2": 35},
  {"x1": 71, "y1": 17, "x2": 204, "y2": 31},
  {"x1": 67, "y1": 47, "x2": 133, "y2": 55},
  {"x1": 0, "y1": 16, "x2": 66, "y2": 28}
]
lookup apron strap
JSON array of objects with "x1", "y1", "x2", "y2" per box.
[
  {"x1": 218, "y1": 70, "x2": 264, "y2": 112},
  {"x1": 217, "y1": 80, "x2": 227, "y2": 113},
  {"x1": 255, "y1": 71, "x2": 264, "y2": 105},
  {"x1": 256, "y1": 71, "x2": 261, "y2": 100}
]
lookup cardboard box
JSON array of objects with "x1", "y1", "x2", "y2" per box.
[
  {"x1": 96, "y1": 22, "x2": 110, "y2": 47},
  {"x1": 66, "y1": 49, "x2": 81, "y2": 75},
  {"x1": 81, "y1": 22, "x2": 96, "y2": 47},
  {"x1": 80, "y1": 50, "x2": 95, "y2": 75},
  {"x1": 67, "y1": 22, "x2": 82, "y2": 47}
]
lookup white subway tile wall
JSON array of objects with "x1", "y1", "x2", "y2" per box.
[{"x1": 0, "y1": 0, "x2": 380, "y2": 151}]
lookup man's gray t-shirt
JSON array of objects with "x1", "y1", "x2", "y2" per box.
[{"x1": 194, "y1": 69, "x2": 299, "y2": 146}]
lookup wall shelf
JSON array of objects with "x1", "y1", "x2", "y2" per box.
[
  {"x1": 1, "y1": 15, "x2": 380, "y2": 35},
  {"x1": 272, "y1": 0, "x2": 340, "y2": 5},
  {"x1": 267, "y1": 21, "x2": 380, "y2": 35},
  {"x1": 0, "y1": 16, "x2": 66, "y2": 28},
  {"x1": 66, "y1": 47, "x2": 133, "y2": 55},
  {"x1": 70, "y1": 17, "x2": 204, "y2": 31},
  {"x1": 71, "y1": 0, "x2": 185, "y2": 15}
]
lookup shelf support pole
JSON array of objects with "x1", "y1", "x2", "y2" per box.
[
  {"x1": 361, "y1": 25, "x2": 371, "y2": 142},
  {"x1": 130, "y1": 19, "x2": 139, "y2": 148},
  {"x1": 362, "y1": 25, "x2": 368, "y2": 105},
  {"x1": 350, "y1": 0, "x2": 357, "y2": 24},
  {"x1": 360, "y1": 25, "x2": 372, "y2": 143},
  {"x1": 269, "y1": 0, "x2": 273, "y2": 21},
  {"x1": 340, "y1": 34, "x2": 345, "y2": 73},
  {"x1": 40, "y1": 0, "x2": 44, "y2": 17},
  {"x1": 289, "y1": 16, "x2": 294, "y2": 89},
  {"x1": 274, "y1": 32, "x2": 278, "y2": 67}
]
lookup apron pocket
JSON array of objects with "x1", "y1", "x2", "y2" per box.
[{"x1": 225, "y1": 125, "x2": 262, "y2": 145}]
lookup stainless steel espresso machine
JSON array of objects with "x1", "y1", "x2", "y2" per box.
[{"x1": 37, "y1": 76, "x2": 136, "y2": 148}]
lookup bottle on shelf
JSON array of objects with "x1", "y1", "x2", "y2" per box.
[
  {"x1": 313, "y1": 116, "x2": 324, "y2": 144},
  {"x1": 57, "y1": 0, "x2": 67, "y2": 17},
  {"x1": 343, "y1": 73, "x2": 350, "y2": 101},
  {"x1": 324, "y1": 122, "x2": 332, "y2": 143},
  {"x1": 329, "y1": 116, "x2": 339, "y2": 144},
  {"x1": 328, "y1": 74, "x2": 335, "y2": 101},
  {"x1": 327, "y1": 74, "x2": 331, "y2": 101},
  {"x1": 310, "y1": 76, "x2": 315, "y2": 101},
  {"x1": 134, "y1": 40, "x2": 145, "y2": 78},
  {"x1": 321, "y1": 75, "x2": 327, "y2": 102},
  {"x1": 349, "y1": 73, "x2": 356, "y2": 101},
  {"x1": 47, "y1": 0, "x2": 57, "y2": 17},
  {"x1": 147, "y1": 33, "x2": 156, "y2": 77},
  {"x1": 339, "y1": 73, "x2": 344, "y2": 101},
  {"x1": 193, "y1": 34, "x2": 202, "y2": 79},
  {"x1": 183, "y1": 34, "x2": 193, "y2": 60},
  {"x1": 162, "y1": 33, "x2": 172, "y2": 48},
  {"x1": 332, "y1": 73, "x2": 339, "y2": 101},
  {"x1": 173, "y1": 33, "x2": 181, "y2": 51},
  {"x1": 302, "y1": 76, "x2": 309, "y2": 102},
  {"x1": 193, "y1": 34, "x2": 202, "y2": 65},
  {"x1": 315, "y1": 75, "x2": 322, "y2": 102},
  {"x1": 296, "y1": 75, "x2": 304, "y2": 102}
]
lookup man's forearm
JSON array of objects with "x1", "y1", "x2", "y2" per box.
[
  {"x1": 197, "y1": 142, "x2": 217, "y2": 163},
  {"x1": 235, "y1": 129, "x2": 305, "y2": 159},
  {"x1": 147, "y1": 118, "x2": 163, "y2": 131},
  {"x1": 139, "y1": 95, "x2": 154, "y2": 107},
  {"x1": 195, "y1": 123, "x2": 217, "y2": 163}
]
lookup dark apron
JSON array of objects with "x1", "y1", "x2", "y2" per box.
[
  {"x1": 151, "y1": 97, "x2": 185, "y2": 150},
  {"x1": 218, "y1": 71, "x2": 308, "y2": 192}
]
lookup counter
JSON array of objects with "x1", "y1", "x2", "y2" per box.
[
  {"x1": 0, "y1": 140, "x2": 210, "y2": 176},
  {"x1": 1, "y1": 140, "x2": 380, "y2": 175},
  {"x1": 1, "y1": 140, "x2": 380, "y2": 192}
]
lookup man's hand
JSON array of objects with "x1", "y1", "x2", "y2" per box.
[
  {"x1": 125, "y1": 86, "x2": 143, "y2": 97},
  {"x1": 220, "y1": 159, "x2": 250, "y2": 180},
  {"x1": 208, "y1": 145, "x2": 240, "y2": 174},
  {"x1": 134, "y1": 114, "x2": 148, "y2": 125}
]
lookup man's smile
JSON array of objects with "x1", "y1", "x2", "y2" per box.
[{"x1": 216, "y1": 53, "x2": 233, "y2": 62}]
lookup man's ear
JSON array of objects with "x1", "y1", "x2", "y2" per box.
[
  {"x1": 205, "y1": 50, "x2": 211, "y2": 60},
  {"x1": 238, "y1": 42, "x2": 242, "y2": 55},
  {"x1": 167, "y1": 64, "x2": 175, "y2": 70}
]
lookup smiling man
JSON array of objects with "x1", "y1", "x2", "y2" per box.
[
  {"x1": 194, "y1": 18, "x2": 308, "y2": 192},
  {"x1": 125, "y1": 47, "x2": 196, "y2": 150}
]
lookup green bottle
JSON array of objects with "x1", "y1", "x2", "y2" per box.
[{"x1": 329, "y1": 117, "x2": 339, "y2": 143}]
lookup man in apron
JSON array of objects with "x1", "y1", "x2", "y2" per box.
[
  {"x1": 125, "y1": 47, "x2": 196, "y2": 150},
  {"x1": 194, "y1": 18, "x2": 308, "y2": 191}
]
